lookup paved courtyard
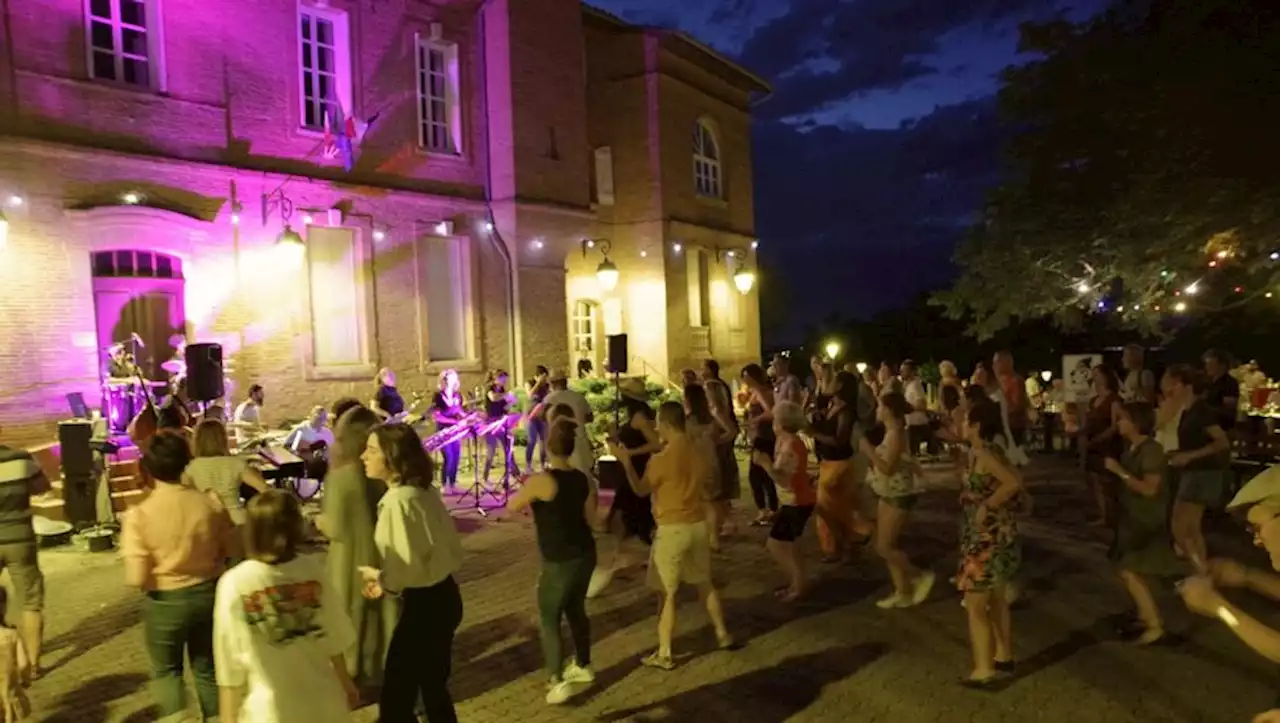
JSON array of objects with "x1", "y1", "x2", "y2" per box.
[{"x1": 22, "y1": 459, "x2": 1280, "y2": 722}]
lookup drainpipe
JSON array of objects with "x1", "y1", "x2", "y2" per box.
[{"x1": 477, "y1": 0, "x2": 523, "y2": 383}]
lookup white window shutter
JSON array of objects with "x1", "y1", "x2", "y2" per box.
[{"x1": 594, "y1": 147, "x2": 615, "y2": 206}]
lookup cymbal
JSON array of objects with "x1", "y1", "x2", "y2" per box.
[{"x1": 161, "y1": 359, "x2": 186, "y2": 374}]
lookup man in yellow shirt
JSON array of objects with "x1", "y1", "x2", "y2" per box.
[{"x1": 610, "y1": 402, "x2": 736, "y2": 670}]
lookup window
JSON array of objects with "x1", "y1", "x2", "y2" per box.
[
  {"x1": 693, "y1": 120, "x2": 722, "y2": 198},
  {"x1": 91, "y1": 249, "x2": 181, "y2": 279},
  {"x1": 298, "y1": 6, "x2": 352, "y2": 132},
  {"x1": 306, "y1": 227, "x2": 369, "y2": 369},
  {"x1": 593, "y1": 147, "x2": 615, "y2": 206},
  {"x1": 686, "y1": 249, "x2": 710, "y2": 327},
  {"x1": 421, "y1": 236, "x2": 471, "y2": 361},
  {"x1": 86, "y1": 0, "x2": 162, "y2": 88},
  {"x1": 571, "y1": 300, "x2": 597, "y2": 356},
  {"x1": 415, "y1": 31, "x2": 461, "y2": 154}
]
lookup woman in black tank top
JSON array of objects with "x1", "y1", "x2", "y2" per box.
[{"x1": 507, "y1": 420, "x2": 599, "y2": 703}]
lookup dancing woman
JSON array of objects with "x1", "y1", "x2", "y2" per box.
[
  {"x1": 957, "y1": 400, "x2": 1023, "y2": 687},
  {"x1": 684, "y1": 384, "x2": 735, "y2": 551},
  {"x1": 808, "y1": 371, "x2": 871, "y2": 562},
  {"x1": 741, "y1": 364, "x2": 779, "y2": 525},
  {"x1": 1163, "y1": 364, "x2": 1231, "y2": 572},
  {"x1": 861, "y1": 391, "x2": 935, "y2": 609},
  {"x1": 588, "y1": 378, "x2": 661, "y2": 598},
  {"x1": 482, "y1": 370, "x2": 518, "y2": 484},
  {"x1": 701, "y1": 360, "x2": 741, "y2": 541},
  {"x1": 432, "y1": 369, "x2": 465, "y2": 492},
  {"x1": 1083, "y1": 366, "x2": 1124, "y2": 527},
  {"x1": 508, "y1": 421, "x2": 599, "y2": 705},
  {"x1": 526, "y1": 366, "x2": 551, "y2": 474},
  {"x1": 358, "y1": 424, "x2": 464, "y2": 723},
  {"x1": 1103, "y1": 402, "x2": 1182, "y2": 645}
]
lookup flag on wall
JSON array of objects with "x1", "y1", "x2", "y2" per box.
[{"x1": 323, "y1": 103, "x2": 380, "y2": 172}]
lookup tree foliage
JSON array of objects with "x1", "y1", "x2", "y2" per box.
[{"x1": 937, "y1": 0, "x2": 1280, "y2": 339}]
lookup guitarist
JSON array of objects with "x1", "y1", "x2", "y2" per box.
[
  {"x1": 231, "y1": 384, "x2": 266, "y2": 446},
  {"x1": 371, "y1": 368, "x2": 406, "y2": 422},
  {"x1": 285, "y1": 406, "x2": 333, "y2": 479}
]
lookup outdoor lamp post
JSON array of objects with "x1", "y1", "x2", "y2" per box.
[
  {"x1": 1041, "y1": 370, "x2": 1052, "y2": 383},
  {"x1": 825, "y1": 341, "x2": 840, "y2": 360},
  {"x1": 732, "y1": 267, "x2": 755, "y2": 294},
  {"x1": 856, "y1": 362, "x2": 868, "y2": 375}
]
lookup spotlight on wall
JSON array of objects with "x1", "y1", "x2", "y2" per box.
[
  {"x1": 5, "y1": 195, "x2": 22, "y2": 208},
  {"x1": 373, "y1": 229, "x2": 386, "y2": 242},
  {"x1": 482, "y1": 221, "x2": 494, "y2": 232},
  {"x1": 302, "y1": 214, "x2": 314, "y2": 225},
  {"x1": 122, "y1": 192, "x2": 142, "y2": 205},
  {"x1": 531, "y1": 238, "x2": 544, "y2": 250},
  {"x1": 751, "y1": 240, "x2": 759, "y2": 250},
  {"x1": 581, "y1": 238, "x2": 618, "y2": 292},
  {"x1": 672, "y1": 242, "x2": 682, "y2": 253}
]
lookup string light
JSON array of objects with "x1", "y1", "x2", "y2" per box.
[
  {"x1": 1184, "y1": 282, "x2": 1199, "y2": 295},
  {"x1": 1174, "y1": 302, "x2": 1187, "y2": 312},
  {"x1": 1271, "y1": 252, "x2": 1279, "y2": 261},
  {"x1": 1235, "y1": 286, "x2": 1243, "y2": 293},
  {"x1": 1208, "y1": 260, "x2": 1217, "y2": 268},
  {"x1": 1216, "y1": 250, "x2": 1229, "y2": 259},
  {"x1": 1075, "y1": 282, "x2": 1090, "y2": 294},
  {"x1": 1268, "y1": 292, "x2": 1275, "y2": 299}
]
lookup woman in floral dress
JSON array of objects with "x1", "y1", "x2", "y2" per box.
[{"x1": 957, "y1": 400, "x2": 1024, "y2": 687}]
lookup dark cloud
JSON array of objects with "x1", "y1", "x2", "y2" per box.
[
  {"x1": 754, "y1": 98, "x2": 1004, "y2": 341},
  {"x1": 741, "y1": 0, "x2": 1054, "y2": 119}
]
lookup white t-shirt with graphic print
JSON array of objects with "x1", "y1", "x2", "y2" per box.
[{"x1": 213, "y1": 557, "x2": 356, "y2": 723}]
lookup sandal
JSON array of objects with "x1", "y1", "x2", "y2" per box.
[{"x1": 641, "y1": 652, "x2": 676, "y2": 670}]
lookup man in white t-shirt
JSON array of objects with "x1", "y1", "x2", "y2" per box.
[
  {"x1": 543, "y1": 371, "x2": 594, "y2": 477},
  {"x1": 770, "y1": 355, "x2": 804, "y2": 405},
  {"x1": 232, "y1": 384, "x2": 266, "y2": 446},
  {"x1": 284, "y1": 407, "x2": 334, "y2": 454},
  {"x1": 900, "y1": 360, "x2": 933, "y2": 455}
]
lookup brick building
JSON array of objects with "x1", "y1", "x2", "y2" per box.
[{"x1": 0, "y1": 0, "x2": 770, "y2": 447}]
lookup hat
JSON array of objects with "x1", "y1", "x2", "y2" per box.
[
  {"x1": 1228, "y1": 465, "x2": 1280, "y2": 510},
  {"x1": 617, "y1": 377, "x2": 648, "y2": 402}
]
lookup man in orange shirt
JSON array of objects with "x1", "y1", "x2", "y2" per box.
[
  {"x1": 994, "y1": 351, "x2": 1028, "y2": 447},
  {"x1": 610, "y1": 402, "x2": 736, "y2": 671},
  {"x1": 122, "y1": 431, "x2": 235, "y2": 721}
]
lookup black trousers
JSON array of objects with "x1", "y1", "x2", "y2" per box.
[
  {"x1": 749, "y1": 436, "x2": 779, "y2": 512},
  {"x1": 380, "y1": 576, "x2": 463, "y2": 723}
]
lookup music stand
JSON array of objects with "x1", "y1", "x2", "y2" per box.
[{"x1": 453, "y1": 419, "x2": 520, "y2": 516}]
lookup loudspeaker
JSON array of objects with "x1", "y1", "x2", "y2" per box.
[
  {"x1": 58, "y1": 421, "x2": 96, "y2": 527},
  {"x1": 185, "y1": 342, "x2": 225, "y2": 401},
  {"x1": 606, "y1": 334, "x2": 628, "y2": 374},
  {"x1": 58, "y1": 421, "x2": 94, "y2": 480}
]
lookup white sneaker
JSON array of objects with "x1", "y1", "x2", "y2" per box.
[
  {"x1": 875, "y1": 593, "x2": 912, "y2": 609},
  {"x1": 562, "y1": 660, "x2": 595, "y2": 684},
  {"x1": 545, "y1": 680, "x2": 576, "y2": 705},
  {"x1": 911, "y1": 571, "x2": 936, "y2": 606},
  {"x1": 586, "y1": 568, "x2": 613, "y2": 599}
]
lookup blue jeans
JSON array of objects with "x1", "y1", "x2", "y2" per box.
[
  {"x1": 440, "y1": 441, "x2": 461, "y2": 486},
  {"x1": 526, "y1": 418, "x2": 548, "y2": 470},
  {"x1": 144, "y1": 579, "x2": 218, "y2": 718}
]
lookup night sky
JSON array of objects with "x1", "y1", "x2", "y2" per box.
[{"x1": 590, "y1": 0, "x2": 1108, "y2": 343}]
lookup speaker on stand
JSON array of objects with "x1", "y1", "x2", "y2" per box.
[
  {"x1": 185, "y1": 342, "x2": 225, "y2": 415},
  {"x1": 599, "y1": 334, "x2": 629, "y2": 491}
]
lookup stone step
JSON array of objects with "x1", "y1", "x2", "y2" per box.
[{"x1": 32, "y1": 488, "x2": 147, "y2": 524}]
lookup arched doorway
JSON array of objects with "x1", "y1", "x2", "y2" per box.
[
  {"x1": 570, "y1": 299, "x2": 601, "y2": 377},
  {"x1": 92, "y1": 249, "x2": 186, "y2": 383}
]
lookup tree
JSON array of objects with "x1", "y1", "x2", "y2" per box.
[{"x1": 937, "y1": 0, "x2": 1280, "y2": 340}]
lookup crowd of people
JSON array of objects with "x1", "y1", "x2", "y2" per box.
[{"x1": 6, "y1": 341, "x2": 1280, "y2": 720}]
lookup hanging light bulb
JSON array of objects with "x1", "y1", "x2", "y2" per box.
[{"x1": 595, "y1": 258, "x2": 619, "y2": 291}]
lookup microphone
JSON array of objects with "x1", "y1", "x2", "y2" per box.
[{"x1": 130, "y1": 332, "x2": 146, "y2": 348}]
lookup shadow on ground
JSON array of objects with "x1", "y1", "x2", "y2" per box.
[
  {"x1": 42, "y1": 673, "x2": 148, "y2": 723},
  {"x1": 42, "y1": 596, "x2": 141, "y2": 675},
  {"x1": 594, "y1": 642, "x2": 888, "y2": 722}
]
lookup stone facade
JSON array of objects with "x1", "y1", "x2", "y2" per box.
[{"x1": 0, "y1": 0, "x2": 768, "y2": 448}]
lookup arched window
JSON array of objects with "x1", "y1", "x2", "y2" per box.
[{"x1": 693, "y1": 119, "x2": 722, "y2": 199}]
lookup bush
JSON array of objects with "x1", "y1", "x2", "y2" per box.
[{"x1": 510, "y1": 377, "x2": 679, "y2": 450}]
